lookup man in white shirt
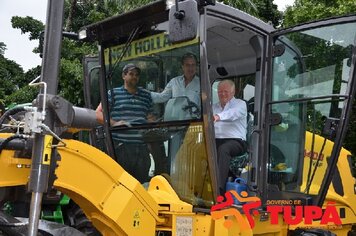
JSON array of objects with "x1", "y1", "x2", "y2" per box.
[
  {"x1": 151, "y1": 53, "x2": 201, "y2": 111},
  {"x1": 213, "y1": 79, "x2": 247, "y2": 194}
]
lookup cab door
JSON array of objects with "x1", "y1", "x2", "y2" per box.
[
  {"x1": 82, "y1": 56, "x2": 107, "y2": 152},
  {"x1": 263, "y1": 15, "x2": 356, "y2": 205}
]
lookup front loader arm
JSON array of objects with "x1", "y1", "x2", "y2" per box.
[
  {"x1": 55, "y1": 139, "x2": 167, "y2": 235},
  {"x1": 0, "y1": 134, "x2": 168, "y2": 235}
]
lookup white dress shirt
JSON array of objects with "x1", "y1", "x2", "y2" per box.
[
  {"x1": 213, "y1": 97, "x2": 247, "y2": 140},
  {"x1": 151, "y1": 75, "x2": 201, "y2": 107}
]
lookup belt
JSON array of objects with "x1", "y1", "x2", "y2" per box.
[{"x1": 216, "y1": 138, "x2": 246, "y2": 142}]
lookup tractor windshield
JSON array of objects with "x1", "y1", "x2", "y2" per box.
[
  {"x1": 102, "y1": 25, "x2": 214, "y2": 207},
  {"x1": 268, "y1": 21, "x2": 356, "y2": 198}
]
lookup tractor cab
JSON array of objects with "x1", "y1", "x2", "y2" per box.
[{"x1": 80, "y1": 0, "x2": 356, "y2": 211}]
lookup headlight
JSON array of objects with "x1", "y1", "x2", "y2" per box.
[
  {"x1": 78, "y1": 29, "x2": 87, "y2": 40},
  {"x1": 166, "y1": 0, "x2": 175, "y2": 9}
]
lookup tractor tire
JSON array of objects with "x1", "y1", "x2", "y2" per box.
[{"x1": 64, "y1": 202, "x2": 101, "y2": 236}]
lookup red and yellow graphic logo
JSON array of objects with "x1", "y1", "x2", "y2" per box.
[
  {"x1": 211, "y1": 190, "x2": 341, "y2": 231},
  {"x1": 211, "y1": 190, "x2": 261, "y2": 230}
]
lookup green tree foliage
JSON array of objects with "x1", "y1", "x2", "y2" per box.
[
  {"x1": 283, "y1": 0, "x2": 356, "y2": 27},
  {"x1": 11, "y1": 16, "x2": 45, "y2": 55},
  {"x1": 7, "y1": 66, "x2": 42, "y2": 105},
  {"x1": 253, "y1": 0, "x2": 282, "y2": 27},
  {"x1": 58, "y1": 38, "x2": 97, "y2": 105},
  {"x1": 0, "y1": 51, "x2": 38, "y2": 106},
  {"x1": 3, "y1": 17, "x2": 44, "y2": 107},
  {"x1": 0, "y1": 40, "x2": 40, "y2": 109},
  {"x1": 0, "y1": 44, "x2": 26, "y2": 105},
  {"x1": 11, "y1": 16, "x2": 44, "y2": 40},
  {"x1": 218, "y1": 0, "x2": 281, "y2": 27}
]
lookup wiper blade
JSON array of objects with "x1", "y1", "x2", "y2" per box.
[{"x1": 106, "y1": 26, "x2": 141, "y2": 80}]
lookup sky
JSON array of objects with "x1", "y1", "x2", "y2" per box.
[
  {"x1": 0, "y1": 0, "x2": 47, "y2": 71},
  {"x1": 0, "y1": 0, "x2": 294, "y2": 72},
  {"x1": 274, "y1": 0, "x2": 294, "y2": 11}
]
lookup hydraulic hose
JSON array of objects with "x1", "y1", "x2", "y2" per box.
[
  {"x1": 0, "y1": 106, "x2": 27, "y2": 126},
  {"x1": 0, "y1": 134, "x2": 29, "y2": 155}
]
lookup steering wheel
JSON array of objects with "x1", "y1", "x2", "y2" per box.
[{"x1": 182, "y1": 98, "x2": 201, "y2": 118}]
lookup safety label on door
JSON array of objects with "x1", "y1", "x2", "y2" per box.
[{"x1": 176, "y1": 216, "x2": 192, "y2": 236}]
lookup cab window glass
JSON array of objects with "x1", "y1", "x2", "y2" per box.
[
  {"x1": 269, "y1": 22, "x2": 356, "y2": 193},
  {"x1": 104, "y1": 35, "x2": 201, "y2": 124},
  {"x1": 101, "y1": 34, "x2": 213, "y2": 207}
]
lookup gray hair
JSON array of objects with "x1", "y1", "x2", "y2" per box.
[{"x1": 218, "y1": 79, "x2": 235, "y2": 93}]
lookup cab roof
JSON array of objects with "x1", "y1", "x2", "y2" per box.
[
  {"x1": 80, "y1": 0, "x2": 275, "y2": 45},
  {"x1": 80, "y1": 0, "x2": 167, "y2": 44}
]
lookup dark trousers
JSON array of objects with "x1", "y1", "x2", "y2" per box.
[
  {"x1": 115, "y1": 143, "x2": 151, "y2": 184},
  {"x1": 216, "y1": 138, "x2": 247, "y2": 195},
  {"x1": 147, "y1": 142, "x2": 168, "y2": 175}
]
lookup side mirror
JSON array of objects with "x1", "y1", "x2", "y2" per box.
[{"x1": 169, "y1": 0, "x2": 198, "y2": 43}]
